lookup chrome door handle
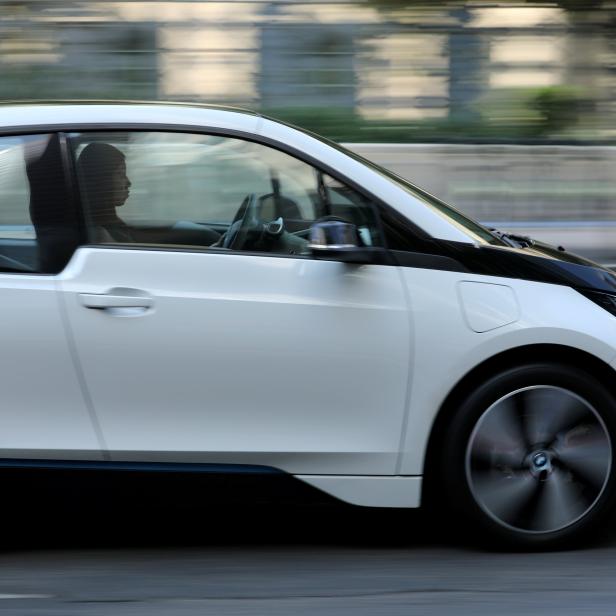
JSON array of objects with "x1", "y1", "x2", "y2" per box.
[{"x1": 78, "y1": 293, "x2": 153, "y2": 310}]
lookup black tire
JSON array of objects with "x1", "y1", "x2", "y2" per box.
[{"x1": 441, "y1": 362, "x2": 616, "y2": 549}]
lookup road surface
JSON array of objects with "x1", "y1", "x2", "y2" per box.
[{"x1": 1, "y1": 470, "x2": 616, "y2": 614}]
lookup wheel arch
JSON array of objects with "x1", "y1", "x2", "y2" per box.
[{"x1": 421, "y1": 343, "x2": 616, "y2": 504}]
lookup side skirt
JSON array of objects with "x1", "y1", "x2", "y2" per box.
[
  {"x1": 295, "y1": 475, "x2": 421, "y2": 508},
  {"x1": 0, "y1": 459, "x2": 422, "y2": 509}
]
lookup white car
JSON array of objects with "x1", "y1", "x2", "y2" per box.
[{"x1": 2, "y1": 101, "x2": 616, "y2": 548}]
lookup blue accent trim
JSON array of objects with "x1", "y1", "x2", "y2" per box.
[{"x1": 0, "y1": 459, "x2": 282, "y2": 474}]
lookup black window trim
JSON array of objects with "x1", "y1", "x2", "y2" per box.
[{"x1": 58, "y1": 131, "x2": 90, "y2": 254}]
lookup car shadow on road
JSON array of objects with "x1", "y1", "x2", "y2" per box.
[{"x1": 4, "y1": 468, "x2": 616, "y2": 553}]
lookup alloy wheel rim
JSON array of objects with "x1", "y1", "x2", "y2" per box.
[{"x1": 465, "y1": 385, "x2": 612, "y2": 534}]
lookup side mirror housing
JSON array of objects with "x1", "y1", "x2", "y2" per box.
[
  {"x1": 309, "y1": 220, "x2": 359, "y2": 250},
  {"x1": 308, "y1": 220, "x2": 390, "y2": 264}
]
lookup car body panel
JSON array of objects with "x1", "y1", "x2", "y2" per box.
[
  {"x1": 58, "y1": 246, "x2": 411, "y2": 475},
  {"x1": 0, "y1": 273, "x2": 104, "y2": 458}
]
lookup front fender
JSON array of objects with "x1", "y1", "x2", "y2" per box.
[{"x1": 396, "y1": 267, "x2": 616, "y2": 476}]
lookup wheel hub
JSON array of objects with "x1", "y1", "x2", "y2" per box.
[{"x1": 529, "y1": 450, "x2": 553, "y2": 478}]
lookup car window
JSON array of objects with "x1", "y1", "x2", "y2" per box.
[
  {"x1": 0, "y1": 134, "x2": 76, "y2": 273},
  {"x1": 68, "y1": 131, "x2": 382, "y2": 256},
  {"x1": 280, "y1": 119, "x2": 508, "y2": 247}
]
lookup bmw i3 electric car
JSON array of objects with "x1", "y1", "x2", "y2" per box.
[{"x1": 2, "y1": 101, "x2": 616, "y2": 547}]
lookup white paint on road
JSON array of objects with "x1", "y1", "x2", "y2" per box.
[{"x1": 0, "y1": 594, "x2": 52, "y2": 599}]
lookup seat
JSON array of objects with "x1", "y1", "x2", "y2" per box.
[{"x1": 26, "y1": 136, "x2": 81, "y2": 273}]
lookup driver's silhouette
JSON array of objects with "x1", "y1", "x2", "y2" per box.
[{"x1": 77, "y1": 142, "x2": 134, "y2": 243}]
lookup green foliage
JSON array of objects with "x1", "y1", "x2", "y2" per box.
[
  {"x1": 365, "y1": 0, "x2": 606, "y2": 11},
  {"x1": 529, "y1": 86, "x2": 587, "y2": 135},
  {"x1": 262, "y1": 85, "x2": 591, "y2": 143}
]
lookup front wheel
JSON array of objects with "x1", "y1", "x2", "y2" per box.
[{"x1": 443, "y1": 363, "x2": 616, "y2": 548}]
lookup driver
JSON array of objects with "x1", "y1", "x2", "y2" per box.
[{"x1": 77, "y1": 142, "x2": 134, "y2": 243}]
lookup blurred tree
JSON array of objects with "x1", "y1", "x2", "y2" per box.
[
  {"x1": 3, "y1": 1, "x2": 78, "y2": 13},
  {"x1": 552, "y1": 0, "x2": 603, "y2": 9},
  {"x1": 365, "y1": 0, "x2": 607, "y2": 10},
  {"x1": 529, "y1": 86, "x2": 587, "y2": 135}
]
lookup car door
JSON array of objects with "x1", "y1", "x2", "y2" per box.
[
  {"x1": 58, "y1": 130, "x2": 411, "y2": 475},
  {"x1": 0, "y1": 133, "x2": 104, "y2": 459}
]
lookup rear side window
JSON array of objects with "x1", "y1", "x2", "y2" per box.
[{"x1": 0, "y1": 134, "x2": 79, "y2": 273}]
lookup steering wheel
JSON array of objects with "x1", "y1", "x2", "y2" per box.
[{"x1": 222, "y1": 193, "x2": 261, "y2": 250}]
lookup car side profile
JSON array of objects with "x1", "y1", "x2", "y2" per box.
[{"x1": 2, "y1": 101, "x2": 616, "y2": 548}]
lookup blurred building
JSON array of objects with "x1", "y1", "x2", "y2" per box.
[
  {"x1": 3, "y1": 1, "x2": 616, "y2": 261},
  {"x1": 2, "y1": 1, "x2": 616, "y2": 140}
]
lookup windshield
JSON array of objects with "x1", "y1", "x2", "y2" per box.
[
  {"x1": 274, "y1": 118, "x2": 508, "y2": 247},
  {"x1": 364, "y1": 166, "x2": 508, "y2": 246}
]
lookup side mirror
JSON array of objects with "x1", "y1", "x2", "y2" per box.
[
  {"x1": 309, "y1": 220, "x2": 359, "y2": 250},
  {"x1": 308, "y1": 220, "x2": 390, "y2": 264}
]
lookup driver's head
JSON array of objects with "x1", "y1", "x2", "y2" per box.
[{"x1": 77, "y1": 143, "x2": 131, "y2": 217}]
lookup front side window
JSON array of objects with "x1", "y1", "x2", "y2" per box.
[
  {"x1": 0, "y1": 133, "x2": 76, "y2": 273},
  {"x1": 284, "y1": 121, "x2": 508, "y2": 247},
  {"x1": 68, "y1": 131, "x2": 381, "y2": 256}
]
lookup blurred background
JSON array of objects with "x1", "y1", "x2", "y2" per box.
[{"x1": 3, "y1": 0, "x2": 616, "y2": 261}]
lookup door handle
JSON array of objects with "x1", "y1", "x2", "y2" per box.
[{"x1": 78, "y1": 293, "x2": 153, "y2": 310}]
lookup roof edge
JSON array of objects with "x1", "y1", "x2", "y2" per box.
[{"x1": 0, "y1": 99, "x2": 260, "y2": 117}]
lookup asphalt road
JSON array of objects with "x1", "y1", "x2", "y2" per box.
[{"x1": 2, "y1": 470, "x2": 616, "y2": 615}]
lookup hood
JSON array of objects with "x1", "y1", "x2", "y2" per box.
[{"x1": 439, "y1": 238, "x2": 616, "y2": 295}]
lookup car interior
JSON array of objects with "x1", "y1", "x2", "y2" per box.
[{"x1": 87, "y1": 168, "x2": 381, "y2": 256}]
